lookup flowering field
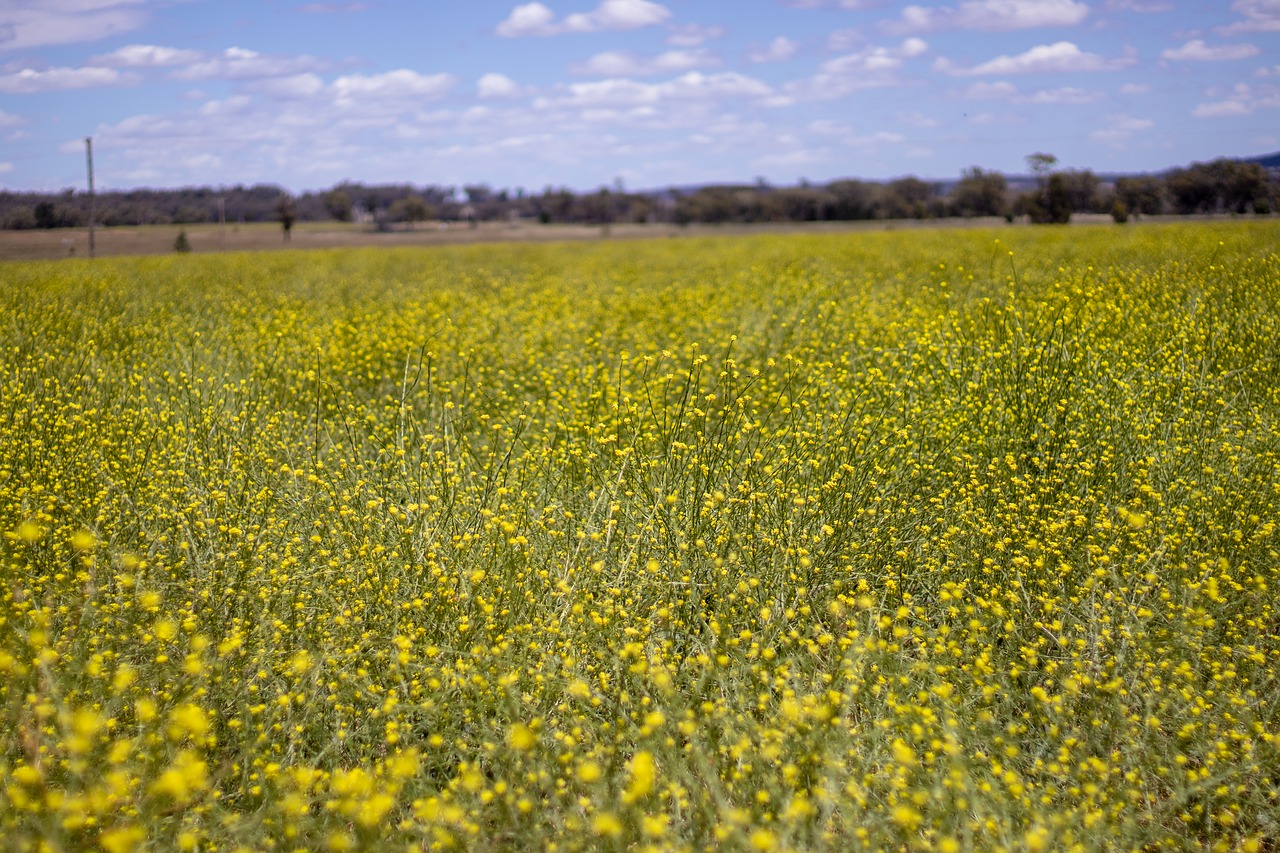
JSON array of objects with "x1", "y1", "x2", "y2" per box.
[{"x1": 2, "y1": 222, "x2": 1278, "y2": 852}]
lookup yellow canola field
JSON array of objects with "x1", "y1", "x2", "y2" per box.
[{"x1": 1, "y1": 222, "x2": 1278, "y2": 851}]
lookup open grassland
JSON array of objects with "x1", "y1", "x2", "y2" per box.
[{"x1": 1, "y1": 223, "x2": 1278, "y2": 852}]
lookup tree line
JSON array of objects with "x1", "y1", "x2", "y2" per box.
[{"x1": 2, "y1": 155, "x2": 1274, "y2": 232}]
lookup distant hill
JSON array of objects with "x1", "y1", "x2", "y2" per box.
[{"x1": 1244, "y1": 151, "x2": 1280, "y2": 170}]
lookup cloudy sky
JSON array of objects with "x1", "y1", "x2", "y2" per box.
[{"x1": 1, "y1": 0, "x2": 1277, "y2": 193}]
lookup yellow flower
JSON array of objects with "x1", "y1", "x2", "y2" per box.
[
  {"x1": 99, "y1": 826, "x2": 146, "y2": 853},
  {"x1": 592, "y1": 813, "x2": 623, "y2": 838},
  {"x1": 508, "y1": 722, "x2": 537, "y2": 752},
  {"x1": 167, "y1": 703, "x2": 211, "y2": 742},
  {"x1": 622, "y1": 751, "x2": 656, "y2": 803}
]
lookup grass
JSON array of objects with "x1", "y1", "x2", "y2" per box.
[{"x1": 1, "y1": 221, "x2": 1278, "y2": 851}]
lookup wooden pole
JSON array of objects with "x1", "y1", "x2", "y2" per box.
[{"x1": 85, "y1": 137, "x2": 96, "y2": 258}]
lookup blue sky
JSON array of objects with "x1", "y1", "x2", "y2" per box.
[{"x1": 1, "y1": 0, "x2": 1277, "y2": 193}]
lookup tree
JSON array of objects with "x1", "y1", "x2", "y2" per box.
[
  {"x1": 1027, "y1": 174, "x2": 1072, "y2": 223},
  {"x1": 950, "y1": 167, "x2": 1008, "y2": 218},
  {"x1": 1026, "y1": 152, "x2": 1058, "y2": 182},
  {"x1": 1059, "y1": 169, "x2": 1101, "y2": 213},
  {"x1": 276, "y1": 194, "x2": 296, "y2": 242},
  {"x1": 34, "y1": 200, "x2": 59, "y2": 229},
  {"x1": 174, "y1": 230, "x2": 192, "y2": 252},
  {"x1": 881, "y1": 177, "x2": 936, "y2": 219},
  {"x1": 323, "y1": 188, "x2": 353, "y2": 222},
  {"x1": 1114, "y1": 176, "x2": 1165, "y2": 217},
  {"x1": 389, "y1": 195, "x2": 432, "y2": 229}
]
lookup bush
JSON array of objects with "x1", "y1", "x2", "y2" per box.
[{"x1": 174, "y1": 230, "x2": 191, "y2": 253}]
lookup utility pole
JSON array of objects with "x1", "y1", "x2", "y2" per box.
[{"x1": 85, "y1": 137, "x2": 96, "y2": 258}]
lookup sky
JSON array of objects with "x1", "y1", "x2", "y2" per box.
[{"x1": 0, "y1": 0, "x2": 1277, "y2": 194}]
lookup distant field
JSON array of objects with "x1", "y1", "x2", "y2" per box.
[
  {"x1": 1, "y1": 223, "x2": 1278, "y2": 851},
  {"x1": 0, "y1": 214, "x2": 1140, "y2": 261}
]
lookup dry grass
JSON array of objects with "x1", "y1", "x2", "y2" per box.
[{"x1": 0, "y1": 216, "x2": 1045, "y2": 261}]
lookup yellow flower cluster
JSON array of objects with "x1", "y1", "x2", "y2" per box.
[{"x1": 1, "y1": 223, "x2": 1277, "y2": 850}]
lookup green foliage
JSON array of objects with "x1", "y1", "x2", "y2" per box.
[{"x1": 173, "y1": 229, "x2": 191, "y2": 253}]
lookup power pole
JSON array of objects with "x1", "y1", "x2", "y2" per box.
[{"x1": 85, "y1": 137, "x2": 96, "y2": 258}]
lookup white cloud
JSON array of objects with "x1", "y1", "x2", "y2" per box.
[
  {"x1": 0, "y1": 1, "x2": 155, "y2": 51},
  {"x1": 1105, "y1": 0, "x2": 1173, "y2": 10},
  {"x1": 497, "y1": 0, "x2": 670, "y2": 36},
  {"x1": 898, "y1": 110, "x2": 940, "y2": 127},
  {"x1": 936, "y1": 41, "x2": 1134, "y2": 75},
  {"x1": 1089, "y1": 112, "x2": 1154, "y2": 144},
  {"x1": 0, "y1": 162, "x2": 13, "y2": 173},
  {"x1": 245, "y1": 73, "x2": 327, "y2": 99},
  {"x1": 826, "y1": 28, "x2": 864, "y2": 51},
  {"x1": 1218, "y1": 0, "x2": 1280, "y2": 35},
  {"x1": 959, "y1": 80, "x2": 1019, "y2": 98},
  {"x1": 666, "y1": 23, "x2": 725, "y2": 47},
  {"x1": 296, "y1": 2, "x2": 369, "y2": 11},
  {"x1": 784, "y1": 39, "x2": 928, "y2": 101},
  {"x1": 332, "y1": 70, "x2": 457, "y2": 101},
  {"x1": 1120, "y1": 82, "x2": 1150, "y2": 93},
  {"x1": 92, "y1": 44, "x2": 202, "y2": 67},
  {"x1": 0, "y1": 65, "x2": 135, "y2": 93},
  {"x1": 1192, "y1": 82, "x2": 1280, "y2": 116},
  {"x1": 573, "y1": 49, "x2": 717, "y2": 76},
  {"x1": 0, "y1": 109, "x2": 25, "y2": 126},
  {"x1": 1257, "y1": 65, "x2": 1280, "y2": 77},
  {"x1": 477, "y1": 72, "x2": 525, "y2": 98},
  {"x1": 750, "y1": 36, "x2": 800, "y2": 63},
  {"x1": 546, "y1": 71, "x2": 772, "y2": 108},
  {"x1": 967, "y1": 111, "x2": 1025, "y2": 125},
  {"x1": 1022, "y1": 85, "x2": 1104, "y2": 103},
  {"x1": 496, "y1": 2, "x2": 559, "y2": 36},
  {"x1": 886, "y1": 0, "x2": 1088, "y2": 34},
  {"x1": 174, "y1": 47, "x2": 327, "y2": 81},
  {"x1": 1160, "y1": 40, "x2": 1260, "y2": 61}
]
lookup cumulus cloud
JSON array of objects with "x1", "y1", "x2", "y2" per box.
[
  {"x1": 244, "y1": 73, "x2": 327, "y2": 99},
  {"x1": 573, "y1": 49, "x2": 717, "y2": 76},
  {"x1": 174, "y1": 47, "x2": 327, "y2": 81},
  {"x1": 0, "y1": 65, "x2": 135, "y2": 93},
  {"x1": 1022, "y1": 85, "x2": 1104, "y2": 103},
  {"x1": 1192, "y1": 82, "x2": 1280, "y2": 116},
  {"x1": 1089, "y1": 112, "x2": 1154, "y2": 144},
  {"x1": 331, "y1": 69, "x2": 457, "y2": 101},
  {"x1": 749, "y1": 36, "x2": 800, "y2": 63},
  {"x1": 497, "y1": 0, "x2": 670, "y2": 36},
  {"x1": 0, "y1": 162, "x2": 13, "y2": 173},
  {"x1": 0, "y1": 0, "x2": 156, "y2": 51},
  {"x1": 936, "y1": 41, "x2": 1134, "y2": 75},
  {"x1": 826, "y1": 28, "x2": 865, "y2": 51},
  {"x1": 1105, "y1": 0, "x2": 1174, "y2": 10},
  {"x1": 960, "y1": 80, "x2": 1103, "y2": 103},
  {"x1": 885, "y1": 0, "x2": 1088, "y2": 34},
  {"x1": 92, "y1": 44, "x2": 203, "y2": 67},
  {"x1": 477, "y1": 72, "x2": 526, "y2": 98},
  {"x1": 778, "y1": 39, "x2": 927, "y2": 102},
  {"x1": 897, "y1": 110, "x2": 941, "y2": 128},
  {"x1": 535, "y1": 71, "x2": 772, "y2": 111},
  {"x1": 0, "y1": 109, "x2": 25, "y2": 126},
  {"x1": 295, "y1": 2, "x2": 369, "y2": 11},
  {"x1": 1218, "y1": 0, "x2": 1280, "y2": 35},
  {"x1": 1160, "y1": 40, "x2": 1260, "y2": 61},
  {"x1": 666, "y1": 23, "x2": 725, "y2": 47}
]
